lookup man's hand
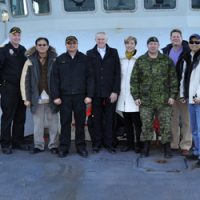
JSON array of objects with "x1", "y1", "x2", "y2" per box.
[
  {"x1": 193, "y1": 98, "x2": 200, "y2": 104},
  {"x1": 24, "y1": 100, "x2": 31, "y2": 107},
  {"x1": 179, "y1": 97, "x2": 186, "y2": 104},
  {"x1": 168, "y1": 98, "x2": 175, "y2": 105},
  {"x1": 84, "y1": 97, "x2": 92, "y2": 104},
  {"x1": 110, "y1": 93, "x2": 118, "y2": 103},
  {"x1": 54, "y1": 98, "x2": 62, "y2": 105},
  {"x1": 135, "y1": 99, "x2": 141, "y2": 106}
]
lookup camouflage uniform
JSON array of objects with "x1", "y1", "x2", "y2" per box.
[{"x1": 130, "y1": 52, "x2": 178, "y2": 144}]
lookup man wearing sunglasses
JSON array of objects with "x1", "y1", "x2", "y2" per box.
[
  {"x1": 20, "y1": 37, "x2": 59, "y2": 154},
  {"x1": 0, "y1": 27, "x2": 27, "y2": 154},
  {"x1": 180, "y1": 34, "x2": 200, "y2": 167},
  {"x1": 162, "y1": 29, "x2": 192, "y2": 156}
]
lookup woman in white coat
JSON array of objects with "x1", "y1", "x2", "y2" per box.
[{"x1": 116, "y1": 36, "x2": 142, "y2": 152}]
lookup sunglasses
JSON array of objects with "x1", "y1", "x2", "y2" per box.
[
  {"x1": 189, "y1": 41, "x2": 200, "y2": 45},
  {"x1": 37, "y1": 44, "x2": 47, "y2": 47}
]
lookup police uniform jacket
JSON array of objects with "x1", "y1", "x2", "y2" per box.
[
  {"x1": 50, "y1": 51, "x2": 94, "y2": 99},
  {"x1": 87, "y1": 44, "x2": 121, "y2": 98},
  {"x1": 0, "y1": 42, "x2": 26, "y2": 85},
  {"x1": 20, "y1": 46, "x2": 58, "y2": 113},
  {"x1": 130, "y1": 51, "x2": 178, "y2": 106}
]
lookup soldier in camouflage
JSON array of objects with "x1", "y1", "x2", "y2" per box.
[{"x1": 130, "y1": 36, "x2": 178, "y2": 158}]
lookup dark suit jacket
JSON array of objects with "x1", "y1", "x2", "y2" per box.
[{"x1": 87, "y1": 44, "x2": 121, "y2": 98}]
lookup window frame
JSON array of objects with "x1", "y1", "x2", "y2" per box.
[
  {"x1": 191, "y1": 0, "x2": 200, "y2": 9},
  {"x1": 63, "y1": 0, "x2": 96, "y2": 13},
  {"x1": 0, "y1": 0, "x2": 6, "y2": 4},
  {"x1": 9, "y1": 0, "x2": 29, "y2": 18},
  {"x1": 102, "y1": 0, "x2": 136, "y2": 13},
  {"x1": 144, "y1": 0, "x2": 176, "y2": 10},
  {"x1": 31, "y1": 0, "x2": 51, "y2": 16}
]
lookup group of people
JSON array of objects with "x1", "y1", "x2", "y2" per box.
[{"x1": 0, "y1": 27, "x2": 200, "y2": 167}]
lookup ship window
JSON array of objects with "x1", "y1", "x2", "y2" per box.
[
  {"x1": 10, "y1": 0, "x2": 28, "y2": 16},
  {"x1": 103, "y1": 0, "x2": 135, "y2": 11},
  {"x1": 144, "y1": 0, "x2": 176, "y2": 9},
  {"x1": 64, "y1": 0, "x2": 95, "y2": 12},
  {"x1": 0, "y1": 0, "x2": 5, "y2": 3},
  {"x1": 32, "y1": 0, "x2": 50, "y2": 14},
  {"x1": 191, "y1": 0, "x2": 200, "y2": 9}
]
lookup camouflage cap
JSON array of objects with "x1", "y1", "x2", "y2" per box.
[
  {"x1": 9, "y1": 27, "x2": 21, "y2": 34},
  {"x1": 147, "y1": 36, "x2": 159, "y2": 44}
]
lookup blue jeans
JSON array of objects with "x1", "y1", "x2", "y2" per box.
[{"x1": 189, "y1": 104, "x2": 200, "y2": 158}]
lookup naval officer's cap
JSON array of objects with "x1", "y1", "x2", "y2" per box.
[{"x1": 9, "y1": 27, "x2": 21, "y2": 34}]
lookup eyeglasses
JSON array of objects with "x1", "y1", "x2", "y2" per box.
[
  {"x1": 189, "y1": 41, "x2": 200, "y2": 45},
  {"x1": 37, "y1": 44, "x2": 47, "y2": 47}
]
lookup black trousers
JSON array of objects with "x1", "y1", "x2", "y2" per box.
[
  {"x1": 0, "y1": 82, "x2": 26, "y2": 148},
  {"x1": 59, "y1": 94, "x2": 86, "y2": 151},
  {"x1": 92, "y1": 97, "x2": 116, "y2": 147},
  {"x1": 122, "y1": 112, "x2": 142, "y2": 147}
]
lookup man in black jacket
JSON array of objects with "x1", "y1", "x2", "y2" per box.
[
  {"x1": 87, "y1": 32, "x2": 121, "y2": 153},
  {"x1": 51, "y1": 36, "x2": 94, "y2": 158},
  {"x1": 162, "y1": 29, "x2": 192, "y2": 156},
  {"x1": 0, "y1": 27, "x2": 27, "y2": 154}
]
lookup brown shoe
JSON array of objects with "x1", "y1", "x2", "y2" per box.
[{"x1": 181, "y1": 149, "x2": 190, "y2": 156}]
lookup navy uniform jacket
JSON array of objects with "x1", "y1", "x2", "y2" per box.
[
  {"x1": 50, "y1": 51, "x2": 94, "y2": 99},
  {"x1": 87, "y1": 44, "x2": 121, "y2": 98},
  {"x1": 0, "y1": 42, "x2": 26, "y2": 85}
]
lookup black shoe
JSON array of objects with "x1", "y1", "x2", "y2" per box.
[
  {"x1": 93, "y1": 146, "x2": 101, "y2": 153},
  {"x1": 2, "y1": 147, "x2": 12, "y2": 154},
  {"x1": 135, "y1": 142, "x2": 141, "y2": 154},
  {"x1": 58, "y1": 150, "x2": 68, "y2": 158},
  {"x1": 164, "y1": 142, "x2": 173, "y2": 158},
  {"x1": 186, "y1": 154, "x2": 198, "y2": 160},
  {"x1": 50, "y1": 148, "x2": 58, "y2": 154},
  {"x1": 105, "y1": 146, "x2": 116, "y2": 154},
  {"x1": 77, "y1": 147, "x2": 88, "y2": 158},
  {"x1": 120, "y1": 146, "x2": 132, "y2": 152},
  {"x1": 141, "y1": 140, "x2": 150, "y2": 157},
  {"x1": 12, "y1": 144, "x2": 29, "y2": 151},
  {"x1": 171, "y1": 148, "x2": 179, "y2": 152},
  {"x1": 30, "y1": 147, "x2": 44, "y2": 154},
  {"x1": 192, "y1": 159, "x2": 200, "y2": 169}
]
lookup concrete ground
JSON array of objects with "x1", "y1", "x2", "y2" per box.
[{"x1": 0, "y1": 142, "x2": 200, "y2": 200}]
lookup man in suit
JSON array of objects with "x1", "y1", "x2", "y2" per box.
[{"x1": 87, "y1": 32, "x2": 121, "y2": 153}]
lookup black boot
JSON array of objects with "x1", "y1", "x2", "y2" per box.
[
  {"x1": 164, "y1": 142, "x2": 173, "y2": 158},
  {"x1": 135, "y1": 141, "x2": 141, "y2": 153},
  {"x1": 141, "y1": 140, "x2": 150, "y2": 157}
]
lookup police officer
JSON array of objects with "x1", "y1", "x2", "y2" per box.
[
  {"x1": 130, "y1": 36, "x2": 178, "y2": 158},
  {"x1": 0, "y1": 27, "x2": 27, "y2": 154}
]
